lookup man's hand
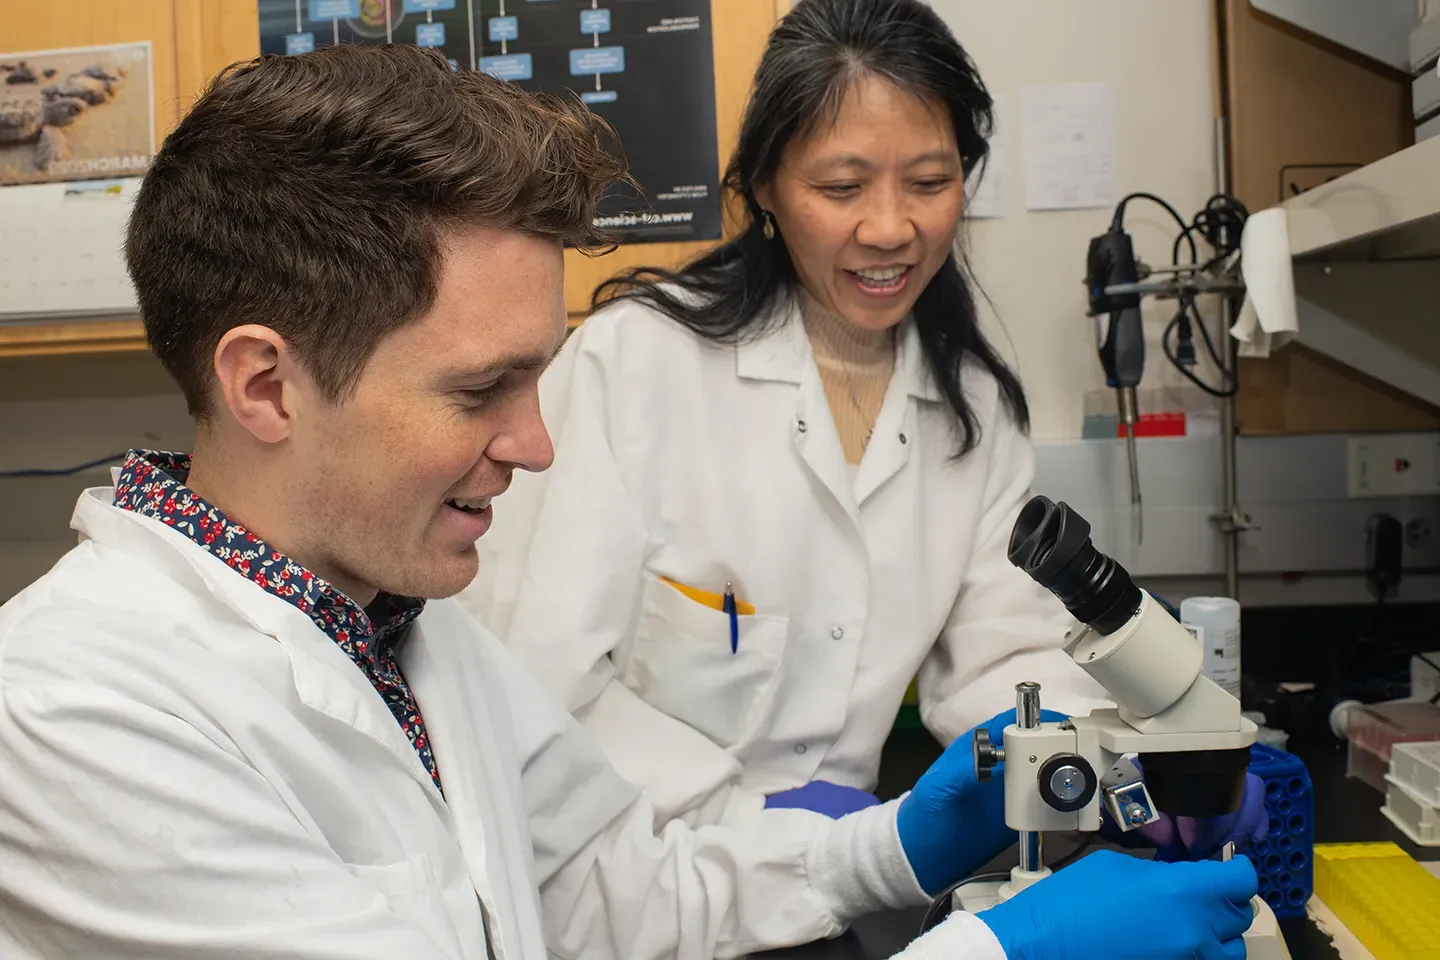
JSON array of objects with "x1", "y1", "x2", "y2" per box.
[{"x1": 979, "y1": 850, "x2": 1258, "y2": 960}]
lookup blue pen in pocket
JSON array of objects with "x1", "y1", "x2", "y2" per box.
[{"x1": 724, "y1": 581, "x2": 738, "y2": 654}]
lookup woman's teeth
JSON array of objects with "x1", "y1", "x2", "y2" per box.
[
  {"x1": 448, "y1": 497, "x2": 490, "y2": 514},
  {"x1": 854, "y1": 266, "x2": 907, "y2": 282},
  {"x1": 849, "y1": 266, "x2": 909, "y2": 290}
]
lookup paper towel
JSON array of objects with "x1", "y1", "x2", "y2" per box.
[{"x1": 1229, "y1": 207, "x2": 1299, "y2": 358}]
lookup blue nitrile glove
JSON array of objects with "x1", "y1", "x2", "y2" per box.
[
  {"x1": 979, "y1": 850, "x2": 1258, "y2": 960},
  {"x1": 896, "y1": 708, "x2": 1068, "y2": 895},
  {"x1": 764, "y1": 781, "x2": 880, "y2": 818},
  {"x1": 1100, "y1": 769, "x2": 1268, "y2": 862}
]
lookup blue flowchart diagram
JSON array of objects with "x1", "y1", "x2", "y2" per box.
[
  {"x1": 571, "y1": 3, "x2": 621, "y2": 104},
  {"x1": 261, "y1": 0, "x2": 471, "y2": 70},
  {"x1": 478, "y1": 0, "x2": 532, "y2": 81},
  {"x1": 267, "y1": 1, "x2": 686, "y2": 109},
  {"x1": 409, "y1": 0, "x2": 452, "y2": 51},
  {"x1": 479, "y1": 0, "x2": 621, "y2": 101},
  {"x1": 259, "y1": 0, "x2": 721, "y2": 245},
  {"x1": 469, "y1": 0, "x2": 721, "y2": 243}
]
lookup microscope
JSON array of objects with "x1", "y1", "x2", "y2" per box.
[{"x1": 953, "y1": 495, "x2": 1291, "y2": 959}]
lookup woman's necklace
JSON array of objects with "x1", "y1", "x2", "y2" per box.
[
  {"x1": 800, "y1": 293, "x2": 895, "y2": 457},
  {"x1": 840, "y1": 332, "x2": 893, "y2": 450},
  {"x1": 846, "y1": 374, "x2": 875, "y2": 449}
]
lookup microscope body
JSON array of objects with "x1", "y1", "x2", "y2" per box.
[
  {"x1": 1000, "y1": 590, "x2": 1259, "y2": 845},
  {"x1": 971, "y1": 495, "x2": 1293, "y2": 956}
]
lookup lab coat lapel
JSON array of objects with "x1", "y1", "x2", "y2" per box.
[
  {"x1": 853, "y1": 321, "x2": 934, "y2": 506},
  {"x1": 403, "y1": 607, "x2": 547, "y2": 960},
  {"x1": 737, "y1": 301, "x2": 862, "y2": 526},
  {"x1": 279, "y1": 627, "x2": 448, "y2": 806},
  {"x1": 72, "y1": 490, "x2": 446, "y2": 805},
  {"x1": 793, "y1": 363, "x2": 863, "y2": 525}
]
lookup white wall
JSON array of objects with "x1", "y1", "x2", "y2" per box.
[{"x1": 931, "y1": 0, "x2": 1223, "y2": 440}]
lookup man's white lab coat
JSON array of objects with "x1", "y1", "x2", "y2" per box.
[
  {"x1": 460, "y1": 296, "x2": 1109, "y2": 828},
  {"x1": 0, "y1": 487, "x2": 1010, "y2": 960}
]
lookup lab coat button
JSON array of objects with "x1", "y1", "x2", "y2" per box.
[
  {"x1": 831, "y1": 626, "x2": 844, "y2": 640},
  {"x1": 794, "y1": 743, "x2": 808, "y2": 755},
  {"x1": 899, "y1": 433, "x2": 908, "y2": 444},
  {"x1": 797, "y1": 419, "x2": 808, "y2": 434}
]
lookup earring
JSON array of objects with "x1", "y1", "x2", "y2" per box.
[{"x1": 761, "y1": 210, "x2": 776, "y2": 240}]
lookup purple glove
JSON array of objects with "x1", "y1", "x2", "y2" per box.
[
  {"x1": 764, "y1": 781, "x2": 880, "y2": 818},
  {"x1": 1103, "y1": 771, "x2": 1268, "y2": 862}
]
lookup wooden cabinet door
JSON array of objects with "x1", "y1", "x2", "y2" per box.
[{"x1": 1220, "y1": 0, "x2": 1440, "y2": 434}]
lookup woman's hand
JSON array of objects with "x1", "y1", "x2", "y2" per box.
[
  {"x1": 1103, "y1": 769, "x2": 1269, "y2": 861},
  {"x1": 763, "y1": 781, "x2": 880, "y2": 818}
]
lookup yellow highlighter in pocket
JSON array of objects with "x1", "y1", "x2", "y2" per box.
[{"x1": 659, "y1": 577, "x2": 756, "y2": 615}]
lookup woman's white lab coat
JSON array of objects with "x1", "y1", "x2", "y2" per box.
[
  {"x1": 461, "y1": 295, "x2": 1110, "y2": 830},
  {"x1": 0, "y1": 486, "x2": 1012, "y2": 960}
]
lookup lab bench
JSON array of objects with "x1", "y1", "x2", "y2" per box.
[{"x1": 755, "y1": 733, "x2": 1439, "y2": 960}]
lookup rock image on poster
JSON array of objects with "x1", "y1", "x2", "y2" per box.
[
  {"x1": 256, "y1": 0, "x2": 722, "y2": 245},
  {"x1": 0, "y1": 42, "x2": 154, "y2": 188}
]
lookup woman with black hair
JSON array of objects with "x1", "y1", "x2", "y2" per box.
[{"x1": 460, "y1": 0, "x2": 1259, "y2": 861}]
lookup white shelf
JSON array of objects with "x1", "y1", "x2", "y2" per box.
[
  {"x1": 1284, "y1": 134, "x2": 1440, "y2": 261},
  {"x1": 1276, "y1": 136, "x2": 1440, "y2": 409}
]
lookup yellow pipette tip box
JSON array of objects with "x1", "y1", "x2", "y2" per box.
[{"x1": 1314, "y1": 842, "x2": 1440, "y2": 959}]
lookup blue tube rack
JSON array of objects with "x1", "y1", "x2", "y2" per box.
[{"x1": 1247, "y1": 743, "x2": 1315, "y2": 919}]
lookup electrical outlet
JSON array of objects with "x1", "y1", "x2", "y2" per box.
[{"x1": 1346, "y1": 433, "x2": 1440, "y2": 497}]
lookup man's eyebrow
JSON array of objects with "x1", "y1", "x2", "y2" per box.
[{"x1": 444, "y1": 342, "x2": 563, "y2": 383}]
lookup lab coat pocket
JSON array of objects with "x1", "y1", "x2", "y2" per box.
[
  {"x1": 346, "y1": 855, "x2": 448, "y2": 928},
  {"x1": 626, "y1": 576, "x2": 787, "y2": 747}
]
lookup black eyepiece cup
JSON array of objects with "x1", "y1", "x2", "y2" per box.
[{"x1": 1008, "y1": 495, "x2": 1143, "y2": 635}]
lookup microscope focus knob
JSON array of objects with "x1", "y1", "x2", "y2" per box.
[
  {"x1": 1038, "y1": 754, "x2": 1098, "y2": 812},
  {"x1": 973, "y1": 728, "x2": 1005, "y2": 781}
]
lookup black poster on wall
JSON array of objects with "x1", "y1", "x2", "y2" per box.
[{"x1": 256, "y1": 0, "x2": 723, "y2": 245}]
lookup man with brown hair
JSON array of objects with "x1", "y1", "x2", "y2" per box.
[{"x1": 0, "y1": 41, "x2": 1252, "y2": 960}]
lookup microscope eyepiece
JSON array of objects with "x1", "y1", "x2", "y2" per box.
[{"x1": 1008, "y1": 495, "x2": 1142, "y2": 635}]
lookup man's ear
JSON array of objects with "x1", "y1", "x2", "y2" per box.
[{"x1": 211, "y1": 325, "x2": 304, "y2": 444}]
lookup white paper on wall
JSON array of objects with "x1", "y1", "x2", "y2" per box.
[
  {"x1": 1019, "y1": 81, "x2": 1118, "y2": 212},
  {"x1": 0, "y1": 177, "x2": 140, "y2": 322},
  {"x1": 965, "y1": 94, "x2": 1006, "y2": 219}
]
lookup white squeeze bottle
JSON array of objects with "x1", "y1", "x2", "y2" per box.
[{"x1": 1179, "y1": 596, "x2": 1242, "y2": 699}]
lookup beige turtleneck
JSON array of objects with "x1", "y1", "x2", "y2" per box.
[{"x1": 797, "y1": 289, "x2": 897, "y2": 466}]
